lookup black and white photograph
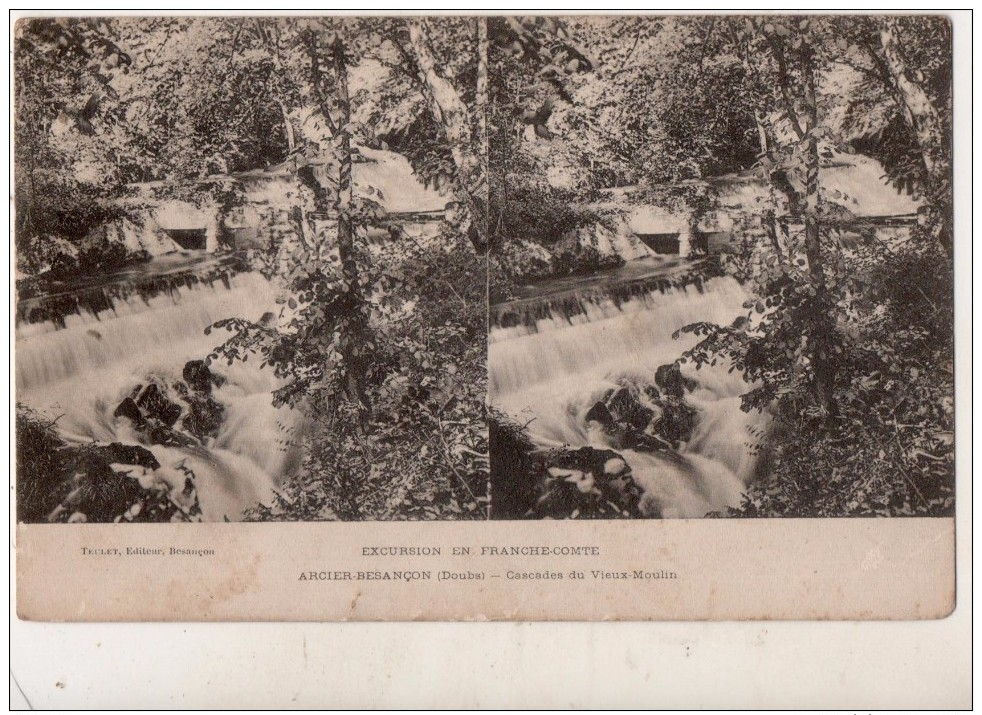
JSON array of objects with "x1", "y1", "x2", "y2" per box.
[
  {"x1": 11, "y1": 10, "x2": 963, "y2": 618},
  {"x1": 9, "y1": 10, "x2": 970, "y2": 709},
  {"x1": 13, "y1": 15, "x2": 957, "y2": 521},
  {"x1": 487, "y1": 15, "x2": 955, "y2": 521},
  {"x1": 14, "y1": 16, "x2": 490, "y2": 524}
]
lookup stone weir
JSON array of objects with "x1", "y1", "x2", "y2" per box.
[
  {"x1": 490, "y1": 258, "x2": 725, "y2": 336},
  {"x1": 16, "y1": 252, "x2": 251, "y2": 334}
]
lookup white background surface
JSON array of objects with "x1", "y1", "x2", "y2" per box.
[{"x1": 7, "y1": 7, "x2": 973, "y2": 709}]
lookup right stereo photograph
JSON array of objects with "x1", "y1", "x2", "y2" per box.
[{"x1": 487, "y1": 15, "x2": 954, "y2": 521}]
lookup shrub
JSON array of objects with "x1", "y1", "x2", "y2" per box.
[
  {"x1": 717, "y1": 237, "x2": 955, "y2": 518},
  {"x1": 16, "y1": 406, "x2": 68, "y2": 522},
  {"x1": 235, "y1": 227, "x2": 490, "y2": 521}
]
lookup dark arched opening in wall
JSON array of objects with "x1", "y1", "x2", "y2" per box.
[{"x1": 163, "y1": 228, "x2": 208, "y2": 250}]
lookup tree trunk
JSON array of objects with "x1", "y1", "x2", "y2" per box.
[
  {"x1": 878, "y1": 19, "x2": 946, "y2": 178},
  {"x1": 753, "y1": 110, "x2": 768, "y2": 156},
  {"x1": 301, "y1": 31, "x2": 370, "y2": 418},
  {"x1": 800, "y1": 41, "x2": 837, "y2": 419},
  {"x1": 331, "y1": 36, "x2": 372, "y2": 418},
  {"x1": 330, "y1": 37, "x2": 358, "y2": 302},
  {"x1": 406, "y1": 19, "x2": 488, "y2": 253},
  {"x1": 475, "y1": 18, "x2": 488, "y2": 175},
  {"x1": 876, "y1": 17, "x2": 952, "y2": 258},
  {"x1": 278, "y1": 100, "x2": 295, "y2": 152}
]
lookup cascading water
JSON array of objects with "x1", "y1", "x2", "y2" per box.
[
  {"x1": 16, "y1": 255, "x2": 300, "y2": 522},
  {"x1": 490, "y1": 258, "x2": 769, "y2": 518}
]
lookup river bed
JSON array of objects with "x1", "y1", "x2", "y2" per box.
[
  {"x1": 16, "y1": 251, "x2": 299, "y2": 521},
  {"x1": 489, "y1": 256, "x2": 768, "y2": 518}
]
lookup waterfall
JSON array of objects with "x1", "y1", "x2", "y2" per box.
[
  {"x1": 16, "y1": 261, "x2": 300, "y2": 522},
  {"x1": 490, "y1": 261, "x2": 768, "y2": 518}
]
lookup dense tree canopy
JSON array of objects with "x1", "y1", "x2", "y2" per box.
[
  {"x1": 15, "y1": 15, "x2": 954, "y2": 521},
  {"x1": 15, "y1": 16, "x2": 492, "y2": 521},
  {"x1": 490, "y1": 14, "x2": 953, "y2": 518}
]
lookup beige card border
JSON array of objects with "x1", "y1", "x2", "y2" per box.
[
  {"x1": 9, "y1": 10, "x2": 970, "y2": 629},
  {"x1": 16, "y1": 518, "x2": 954, "y2": 621},
  {"x1": 5, "y1": 9, "x2": 972, "y2": 710}
]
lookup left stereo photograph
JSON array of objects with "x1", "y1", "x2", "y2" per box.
[{"x1": 14, "y1": 16, "x2": 490, "y2": 524}]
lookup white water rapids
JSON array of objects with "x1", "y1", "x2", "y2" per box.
[
  {"x1": 16, "y1": 258, "x2": 300, "y2": 521},
  {"x1": 490, "y1": 260, "x2": 769, "y2": 518}
]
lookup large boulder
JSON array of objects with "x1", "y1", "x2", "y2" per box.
[
  {"x1": 113, "y1": 364, "x2": 228, "y2": 448},
  {"x1": 585, "y1": 384, "x2": 663, "y2": 451},
  {"x1": 652, "y1": 400, "x2": 697, "y2": 447},
  {"x1": 182, "y1": 393, "x2": 225, "y2": 441},
  {"x1": 533, "y1": 446, "x2": 644, "y2": 519},
  {"x1": 147, "y1": 425, "x2": 197, "y2": 448},
  {"x1": 655, "y1": 363, "x2": 697, "y2": 399},
  {"x1": 183, "y1": 360, "x2": 224, "y2": 394},
  {"x1": 113, "y1": 397, "x2": 143, "y2": 426},
  {"x1": 136, "y1": 383, "x2": 182, "y2": 427},
  {"x1": 182, "y1": 360, "x2": 213, "y2": 394},
  {"x1": 584, "y1": 374, "x2": 700, "y2": 452},
  {"x1": 584, "y1": 400, "x2": 616, "y2": 431},
  {"x1": 95, "y1": 443, "x2": 160, "y2": 470},
  {"x1": 606, "y1": 386, "x2": 655, "y2": 432}
]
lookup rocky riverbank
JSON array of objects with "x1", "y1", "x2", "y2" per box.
[
  {"x1": 490, "y1": 361, "x2": 703, "y2": 520},
  {"x1": 16, "y1": 414, "x2": 202, "y2": 524},
  {"x1": 16, "y1": 358, "x2": 231, "y2": 524}
]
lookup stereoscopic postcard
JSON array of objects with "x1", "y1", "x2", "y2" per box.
[{"x1": 13, "y1": 13, "x2": 960, "y2": 621}]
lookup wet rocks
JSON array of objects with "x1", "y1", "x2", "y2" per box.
[
  {"x1": 532, "y1": 446, "x2": 644, "y2": 519},
  {"x1": 655, "y1": 362, "x2": 697, "y2": 399},
  {"x1": 604, "y1": 457, "x2": 628, "y2": 475},
  {"x1": 584, "y1": 401, "x2": 616, "y2": 431},
  {"x1": 182, "y1": 393, "x2": 225, "y2": 440},
  {"x1": 182, "y1": 359, "x2": 225, "y2": 394},
  {"x1": 548, "y1": 445, "x2": 625, "y2": 477},
  {"x1": 95, "y1": 442, "x2": 160, "y2": 470},
  {"x1": 606, "y1": 386, "x2": 656, "y2": 432},
  {"x1": 585, "y1": 366, "x2": 700, "y2": 452},
  {"x1": 115, "y1": 383, "x2": 188, "y2": 447},
  {"x1": 178, "y1": 361, "x2": 227, "y2": 439},
  {"x1": 112, "y1": 397, "x2": 143, "y2": 426},
  {"x1": 585, "y1": 383, "x2": 662, "y2": 451},
  {"x1": 136, "y1": 382, "x2": 182, "y2": 427},
  {"x1": 183, "y1": 360, "x2": 213, "y2": 394},
  {"x1": 147, "y1": 425, "x2": 196, "y2": 448},
  {"x1": 657, "y1": 400, "x2": 697, "y2": 447},
  {"x1": 112, "y1": 360, "x2": 226, "y2": 446}
]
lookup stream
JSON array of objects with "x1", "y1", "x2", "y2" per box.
[
  {"x1": 16, "y1": 251, "x2": 300, "y2": 522},
  {"x1": 489, "y1": 257, "x2": 768, "y2": 518}
]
